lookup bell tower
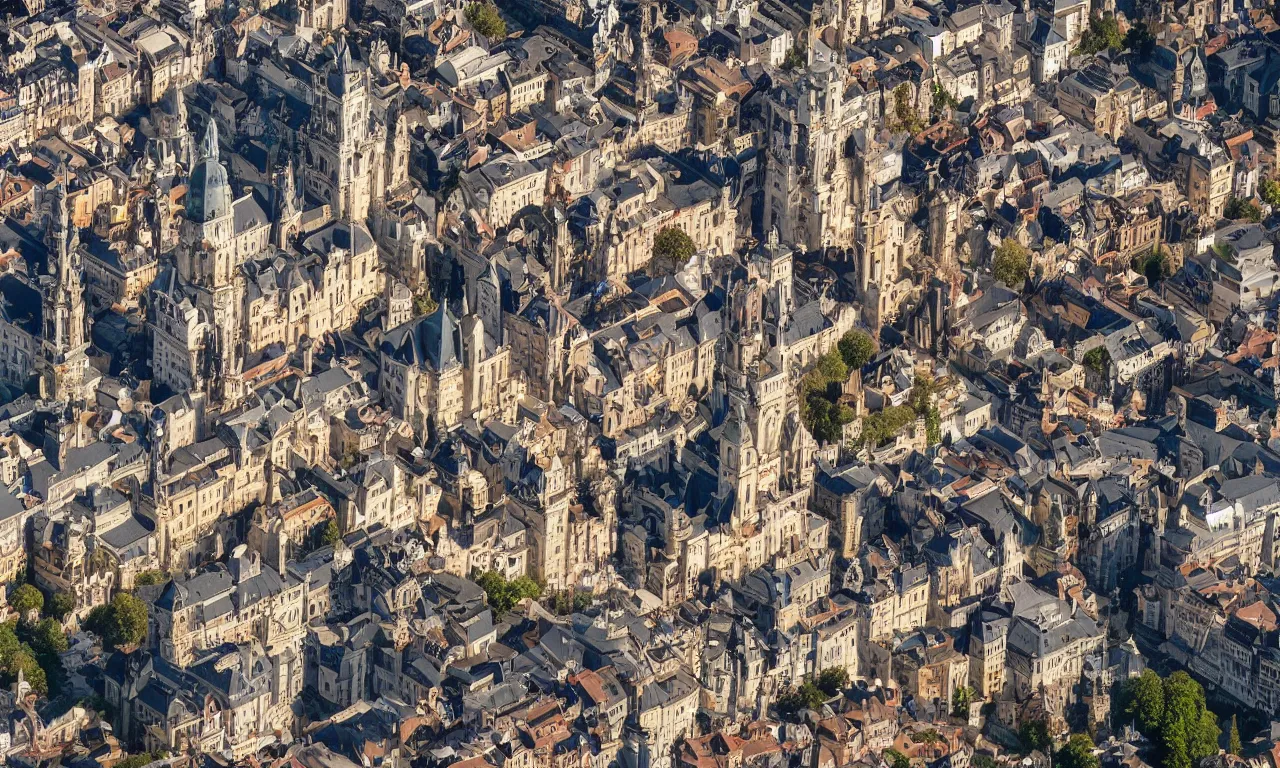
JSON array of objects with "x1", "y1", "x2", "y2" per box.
[{"x1": 38, "y1": 173, "x2": 91, "y2": 404}]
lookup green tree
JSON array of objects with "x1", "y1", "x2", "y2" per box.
[
  {"x1": 1164, "y1": 672, "x2": 1218, "y2": 768},
  {"x1": 814, "y1": 351, "x2": 848, "y2": 384},
  {"x1": 1077, "y1": 12, "x2": 1123, "y2": 53},
  {"x1": 1121, "y1": 670, "x2": 1219, "y2": 768},
  {"x1": 1123, "y1": 21, "x2": 1155, "y2": 56},
  {"x1": 6, "y1": 649, "x2": 46, "y2": 695},
  {"x1": 0, "y1": 623, "x2": 48, "y2": 695},
  {"x1": 115, "y1": 753, "x2": 160, "y2": 768},
  {"x1": 464, "y1": 3, "x2": 506, "y2": 39},
  {"x1": 1057, "y1": 735, "x2": 1100, "y2": 768},
  {"x1": 951, "y1": 686, "x2": 974, "y2": 717},
  {"x1": 29, "y1": 619, "x2": 67, "y2": 656},
  {"x1": 932, "y1": 82, "x2": 960, "y2": 118},
  {"x1": 816, "y1": 667, "x2": 849, "y2": 697},
  {"x1": 133, "y1": 570, "x2": 166, "y2": 587},
  {"x1": 992, "y1": 239, "x2": 1030, "y2": 287},
  {"x1": 1123, "y1": 669, "x2": 1165, "y2": 734},
  {"x1": 1019, "y1": 719, "x2": 1051, "y2": 753},
  {"x1": 413, "y1": 291, "x2": 438, "y2": 317},
  {"x1": 838, "y1": 330, "x2": 875, "y2": 370},
  {"x1": 1083, "y1": 347, "x2": 1110, "y2": 377},
  {"x1": 46, "y1": 592, "x2": 74, "y2": 621},
  {"x1": 777, "y1": 680, "x2": 827, "y2": 717},
  {"x1": 84, "y1": 593, "x2": 148, "y2": 650},
  {"x1": 321, "y1": 519, "x2": 341, "y2": 547},
  {"x1": 925, "y1": 407, "x2": 942, "y2": 447},
  {"x1": 857, "y1": 405, "x2": 917, "y2": 449},
  {"x1": 22, "y1": 618, "x2": 66, "y2": 696},
  {"x1": 111, "y1": 593, "x2": 148, "y2": 649},
  {"x1": 1225, "y1": 197, "x2": 1263, "y2": 222},
  {"x1": 908, "y1": 374, "x2": 936, "y2": 415},
  {"x1": 650, "y1": 227, "x2": 696, "y2": 275},
  {"x1": 474, "y1": 570, "x2": 542, "y2": 613},
  {"x1": 883, "y1": 750, "x2": 910, "y2": 768},
  {"x1": 1262, "y1": 178, "x2": 1280, "y2": 207},
  {"x1": 1229, "y1": 714, "x2": 1242, "y2": 756},
  {"x1": 800, "y1": 350, "x2": 856, "y2": 445},
  {"x1": 781, "y1": 45, "x2": 806, "y2": 71},
  {"x1": 10, "y1": 585, "x2": 42, "y2": 617},
  {"x1": 1133, "y1": 247, "x2": 1169, "y2": 285},
  {"x1": 891, "y1": 84, "x2": 924, "y2": 134}
]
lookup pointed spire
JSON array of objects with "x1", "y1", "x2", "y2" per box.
[
  {"x1": 276, "y1": 153, "x2": 299, "y2": 217},
  {"x1": 199, "y1": 119, "x2": 219, "y2": 163},
  {"x1": 335, "y1": 34, "x2": 353, "y2": 74},
  {"x1": 49, "y1": 168, "x2": 70, "y2": 276}
]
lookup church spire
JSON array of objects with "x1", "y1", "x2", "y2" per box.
[
  {"x1": 198, "y1": 117, "x2": 219, "y2": 162},
  {"x1": 187, "y1": 119, "x2": 232, "y2": 224},
  {"x1": 38, "y1": 168, "x2": 89, "y2": 403}
]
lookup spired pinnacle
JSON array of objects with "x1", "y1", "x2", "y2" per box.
[{"x1": 199, "y1": 118, "x2": 219, "y2": 163}]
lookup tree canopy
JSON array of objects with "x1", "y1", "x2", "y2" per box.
[
  {"x1": 83, "y1": 592, "x2": 148, "y2": 650},
  {"x1": 1077, "y1": 13, "x2": 1123, "y2": 54},
  {"x1": 776, "y1": 680, "x2": 826, "y2": 718},
  {"x1": 464, "y1": 3, "x2": 506, "y2": 39},
  {"x1": 115, "y1": 753, "x2": 162, "y2": 768},
  {"x1": 992, "y1": 239, "x2": 1030, "y2": 287},
  {"x1": 10, "y1": 585, "x2": 43, "y2": 616},
  {"x1": 474, "y1": 570, "x2": 542, "y2": 613},
  {"x1": 1057, "y1": 735, "x2": 1100, "y2": 768},
  {"x1": 1019, "y1": 719, "x2": 1050, "y2": 753},
  {"x1": 134, "y1": 570, "x2": 166, "y2": 587},
  {"x1": 1133, "y1": 247, "x2": 1170, "y2": 285},
  {"x1": 1225, "y1": 197, "x2": 1262, "y2": 222},
  {"x1": 838, "y1": 330, "x2": 875, "y2": 370},
  {"x1": 857, "y1": 405, "x2": 917, "y2": 449},
  {"x1": 46, "y1": 592, "x2": 74, "y2": 621},
  {"x1": 932, "y1": 83, "x2": 960, "y2": 119},
  {"x1": 1261, "y1": 179, "x2": 1280, "y2": 208},
  {"x1": 321, "y1": 519, "x2": 341, "y2": 547},
  {"x1": 651, "y1": 227, "x2": 696, "y2": 275},
  {"x1": 1083, "y1": 347, "x2": 1110, "y2": 376},
  {"x1": 816, "y1": 667, "x2": 849, "y2": 697},
  {"x1": 883, "y1": 750, "x2": 910, "y2": 768},
  {"x1": 800, "y1": 350, "x2": 854, "y2": 445},
  {"x1": 30, "y1": 619, "x2": 67, "y2": 656},
  {"x1": 890, "y1": 84, "x2": 924, "y2": 134},
  {"x1": 0, "y1": 621, "x2": 48, "y2": 695},
  {"x1": 1119, "y1": 670, "x2": 1220, "y2": 768}
]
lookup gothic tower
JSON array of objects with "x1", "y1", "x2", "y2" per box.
[
  {"x1": 180, "y1": 119, "x2": 235, "y2": 287},
  {"x1": 38, "y1": 174, "x2": 91, "y2": 404},
  {"x1": 304, "y1": 36, "x2": 384, "y2": 221},
  {"x1": 719, "y1": 405, "x2": 759, "y2": 531}
]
